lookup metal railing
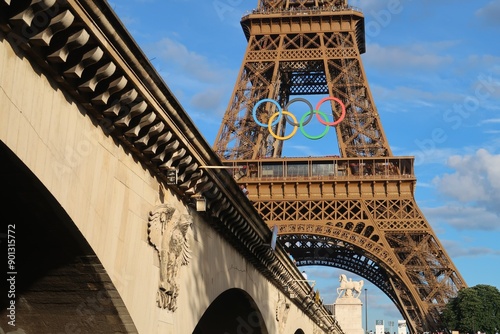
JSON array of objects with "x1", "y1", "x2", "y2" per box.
[{"x1": 223, "y1": 156, "x2": 415, "y2": 181}]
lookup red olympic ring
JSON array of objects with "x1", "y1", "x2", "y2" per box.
[{"x1": 315, "y1": 97, "x2": 346, "y2": 126}]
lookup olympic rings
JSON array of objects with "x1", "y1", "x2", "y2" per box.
[{"x1": 251, "y1": 96, "x2": 346, "y2": 140}]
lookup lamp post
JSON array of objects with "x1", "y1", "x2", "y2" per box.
[{"x1": 365, "y1": 288, "x2": 368, "y2": 334}]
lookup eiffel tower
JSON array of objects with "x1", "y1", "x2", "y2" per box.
[{"x1": 213, "y1": 1, "x2": 466, "y2": 333}]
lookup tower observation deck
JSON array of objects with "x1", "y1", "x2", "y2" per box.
[{"x1": 213, "y1": 1, "x2": 467, "y2": 333}]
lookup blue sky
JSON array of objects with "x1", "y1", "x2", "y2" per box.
[{"x1": 110, "y1": 0, "x2": 500, "y2": 330}]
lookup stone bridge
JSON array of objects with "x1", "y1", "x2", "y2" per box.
[{"x1": 0, "y1": 1, "x2": 342, "y2": 333}]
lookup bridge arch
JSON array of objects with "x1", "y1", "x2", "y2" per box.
[
  {"x1": 194, "y1": 288, "x2": 269, "y2": 334},
  {"x1": 0, "y1": 142, "x2": 136, "y2": 332}
]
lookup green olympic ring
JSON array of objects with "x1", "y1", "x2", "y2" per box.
[
  {"x1": 252, "y1": 96, "x2": 345, "y2": 140},
  {"x1": 300, "y1": 110, "x2": 330, "y2": 140}
]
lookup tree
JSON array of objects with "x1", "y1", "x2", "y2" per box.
[{"x1": 442, "y1": 284, "x2": 500, "y2": 334}]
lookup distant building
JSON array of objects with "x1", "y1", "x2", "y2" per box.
[
  {"x1": 375, "y1": 320, "x2": 384, "y2": 334},
  {"x1": 397, "y1": 320, "x2": 407, "y2": 334}
]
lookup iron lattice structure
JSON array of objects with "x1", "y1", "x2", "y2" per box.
[{"x1": 213, "y1": 1, "x2": 466, "y2": 333}]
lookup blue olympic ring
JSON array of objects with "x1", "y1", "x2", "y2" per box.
[{"x1": 252, "y1": 98, "x2": 283, "y2": 127}]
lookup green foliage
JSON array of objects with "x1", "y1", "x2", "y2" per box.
[{"x1": 442, "y1": 285, "x2": 500, "y2": 334}]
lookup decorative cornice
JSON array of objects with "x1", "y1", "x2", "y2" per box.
[{"x1": 0, "y1": 1, "x2": 342, "y2": 331}]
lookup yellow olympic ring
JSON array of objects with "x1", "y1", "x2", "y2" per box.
[{"x1": 268, "y1": 111, "x2": 298, "y2": 140}]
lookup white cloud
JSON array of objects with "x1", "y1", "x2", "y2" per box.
[
  {"x1": 467, "y1": 54, "x2": 500, "y2": 69},
  {"x1": 370, "y1": 83, "x2": 457, "y2": 115},
  {"x1": 154, "y1": 38, "x2": 225, "y2": 83},
  {"x1": 438, "y1": 149, "x2": 500, "y2": 197},
  {"x1": 441, "y1": 239, "x2": 500, "y2": 258},
  {"x1": 480, "y1": 118, "x2": 500, "y2": 124},
  {"x1": 191, "y1": 88, "x2": 226, "y2": 112},
  {"x1": 364, "y1": 43, "x2": 454, "y2": 70},
  {"x1": 432, "y1": 149, "x2": 500, "y2": 217},
  {"x1": 475, "y1": 0, "x2": 500, "y2": 26},
  {"x1": 411, "y1": 147, "x2": 460, "y2": 166},
  {"x1": 425, "y1": 204, "x2": 500, "y2": 231},
  {"x1": 148, "y1": 38, "x2": 238, "y2": 119}
]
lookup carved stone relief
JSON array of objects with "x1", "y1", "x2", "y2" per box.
[
  {"x1": 275, "y1": 293, "x2": 290, "y2": 334},
  {"x1": 147, "y1": 203, "x2": 192, "y2": 311}
]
